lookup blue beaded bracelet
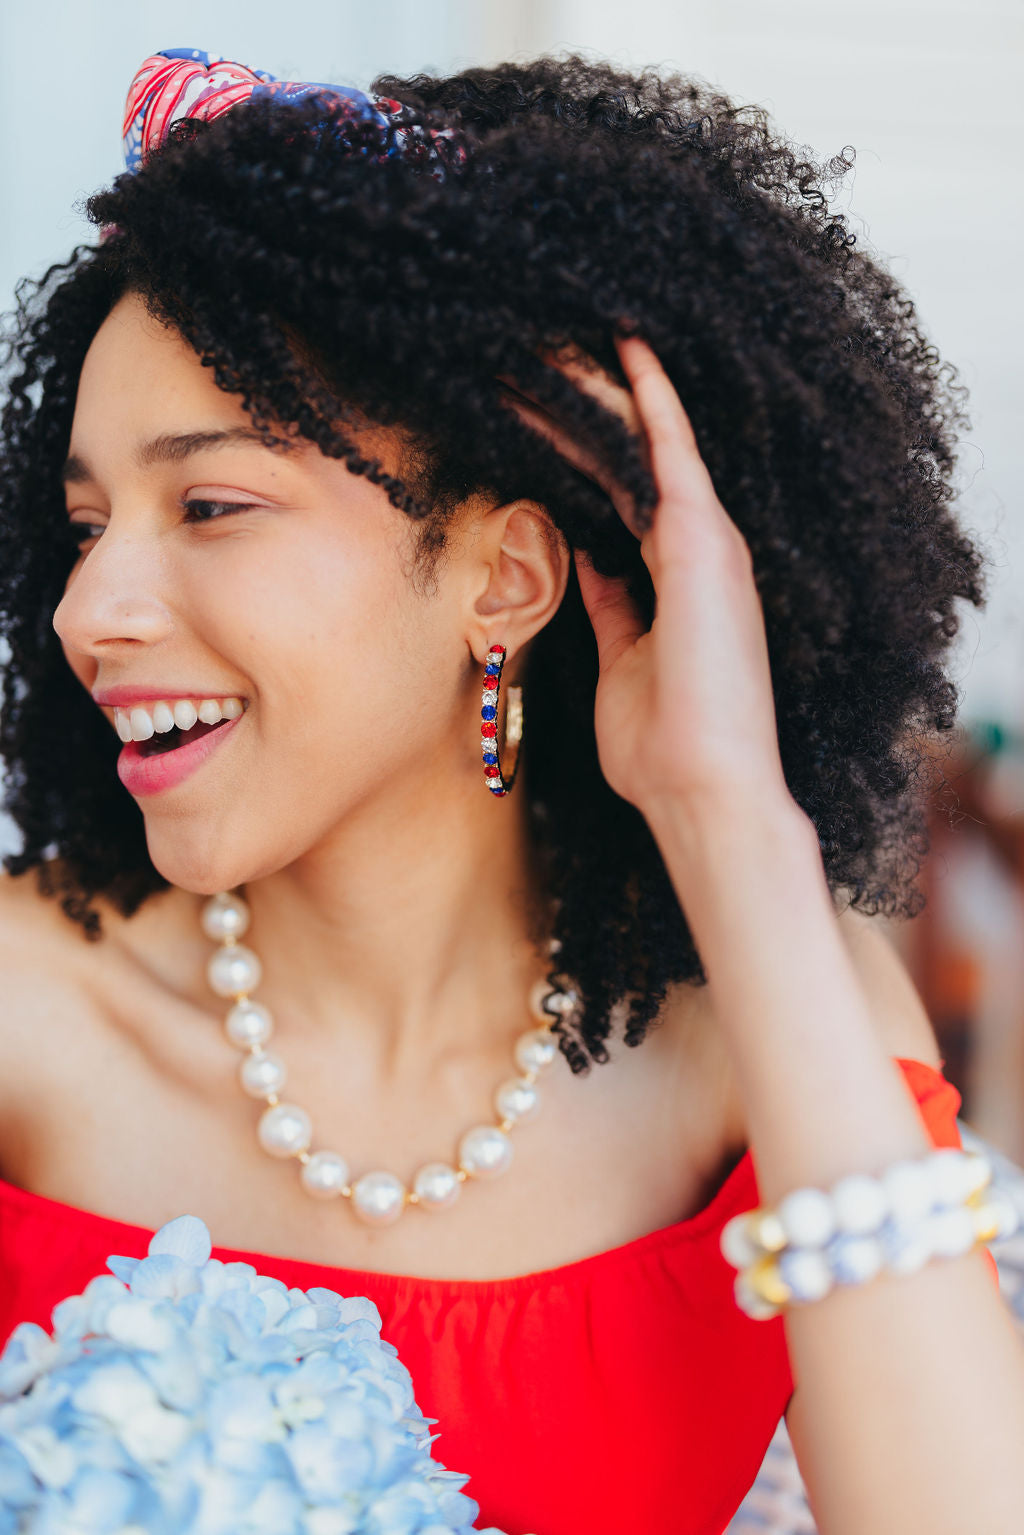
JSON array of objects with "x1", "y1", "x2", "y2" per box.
[{"x1": 720, "y1": 1146, "x2": 1015, "y2": 1319}]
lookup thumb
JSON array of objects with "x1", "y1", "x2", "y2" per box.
[{"x1": 574, "y1": 548, "x2": 646, "y2": 673}]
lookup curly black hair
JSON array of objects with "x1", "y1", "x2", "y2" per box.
[{"x1": 0, "y1": 56, "x2": 988, "y2": 1075}]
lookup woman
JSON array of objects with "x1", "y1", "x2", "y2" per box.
[{"x1": 1, "y1": 47, "x2": 1022, "y2": 1534}]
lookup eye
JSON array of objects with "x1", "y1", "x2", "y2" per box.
[
  {"x1": 182, "y1": 498, "x2": 259, "y2": 522},
  {"x1": 63, "y1": 521, "x2": 104, "y2": 552}
]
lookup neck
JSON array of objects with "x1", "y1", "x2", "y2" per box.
[{"x1": 220, "y1": 774, "x2": 555, "y2": 1078}]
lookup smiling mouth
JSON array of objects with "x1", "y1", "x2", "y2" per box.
[{"x1": 136, "y1": 718, "x2": 233, "y2": 757}]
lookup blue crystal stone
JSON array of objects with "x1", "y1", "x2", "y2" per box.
[
  {"x1": 481, "y1": 705, "x2": 497, "y2": 721},
  {"x1": 483, "y1": 752, "x2": 498, "y2": 764},
  {"x1": 485, "y1": 665, "x2": 500, "y2": 676}
]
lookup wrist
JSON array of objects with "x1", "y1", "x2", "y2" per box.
[{"x1": 642, "y1": 784, "x2": 818, "y2": 866}]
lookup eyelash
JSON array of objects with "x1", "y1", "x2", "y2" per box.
[{"x1": 65, "y1": 500, "x2": 258, "y2": 550}]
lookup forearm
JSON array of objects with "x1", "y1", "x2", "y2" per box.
[{"x1": 646, "y1": 790, "x2": 1024, "y2": 1535}]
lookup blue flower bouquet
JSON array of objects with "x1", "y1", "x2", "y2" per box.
[{"x1": 0, "y1": 1216, "x2": 513, "y2": 1534}]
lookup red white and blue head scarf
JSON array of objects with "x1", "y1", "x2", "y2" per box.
[{"x1": 120, "y1": 46, "x2": 459, "y2": 176}]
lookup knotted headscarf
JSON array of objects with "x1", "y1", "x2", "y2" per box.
[{"x1": 120, "y1": 46, "x2": 460, "y2": 175}]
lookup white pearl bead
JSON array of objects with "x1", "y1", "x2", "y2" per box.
[
  {"x1": 832, "y1": 1233, "x2": 886, "y2": 1284},
  {"x1": 200, "y1": 892, "x2": 250, "y2": 942},
  {"x1": 881, "y1": 1159, "x2": 935, "y2": 1222},
  {"x1": 926, "y1": 1205, "x2": 977, "y2": 1259},
  {"x1": 458, "y1": 1125, "x2": 513, "y2": 1179},
  {"x1": 207, "y1": 943, "x2": 262, "y2": 998},
  {"x1": 412, "y1": 1162, "x2": 462, "y2": 1210},
  {"x1": 720, "y1": 1213, "x2": 760, "y2": 1270},
  {"x1": 777, "y1": 1186, "x2": 835, "y2": 1247},
  {"x1": 240, "y1": 1052, "x2": 287, "y2": 1098},
  {"x1": 926, "y1": 1148, "x2": 978, "y2": 1207},
  {"x1": 224, "y1": 1000, "x2": 274, "y2": 1049},
  {"x1": 831, "y1": 1172, "x2": 889, "y2": 1236},
  {"x1": 546, "y1": 986, "x2": 580, "y2": 1016},
  {"x1": 494, "y1": 1077, "x2": 540, "y2": 1122},
  {"x1": 257, "y1": 1103, "x2": 312, "y2": 1158},
  {"x1": 734, "y1": 1272, "x2": 781, "y2": 1320},
  {"x1": 301, "y1": 1151, "x2": 350, "y2": 1199},
  {"x1": 964, "y1": 1151, "x2": 993, "y2": 1197},
  {"x1": 778, "y1": 1246, "x2": 834, "y2": 1303},
  {"x1": 985, "y1": 1188, "x2": 1021, "y2": 1239},
  {"x1": 514, "y1": 1029, "x2": 557, "y2": 1074},
  {"x1": 351, "y1": 1171, "x2": 406, "y2": 1225}
]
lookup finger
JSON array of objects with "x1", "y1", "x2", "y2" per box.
[
  {"x1": 498, "y1": 389, "x2": 644, "y2": 537},
  {"x1": 613, "y1": 334, "x2": 716, "y2": 506},
  {"x1": 573, "y1": 548, "x2": 646, "y2": 673},
  {"x1": 534, "y1": 346, "x2": 645, "y2": 443}
]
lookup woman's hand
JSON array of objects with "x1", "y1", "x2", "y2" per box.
[{"x1": 502, "y1": 334, "x2": 798, "y2": 826}]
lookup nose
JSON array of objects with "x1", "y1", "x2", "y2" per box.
[{"x1": 51, "y1": 523, "x2": 174, "y2": 657}]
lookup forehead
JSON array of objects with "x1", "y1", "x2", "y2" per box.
[{"x1": 74, "y1": 292, "x2": 251, "y2": 430}]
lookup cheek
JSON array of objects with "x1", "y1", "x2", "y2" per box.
[{"x1": 211, "y1": 529, "x2": 449, "y2": 751}]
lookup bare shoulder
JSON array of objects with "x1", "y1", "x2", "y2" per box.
[{"x1": 0, "y1": 861, "x2": 140, "y2": 1090}]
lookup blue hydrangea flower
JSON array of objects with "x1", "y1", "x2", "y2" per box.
[{"x1": 0, "y1": 1216, "x2": 511, "y2": 1534}]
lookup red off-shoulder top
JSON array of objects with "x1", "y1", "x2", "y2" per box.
[{"x1": 0, "y1": 1057, "x2": 1000, "y2": 1535}]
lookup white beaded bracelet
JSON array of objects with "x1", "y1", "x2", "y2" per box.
[{"x1": 720, "y1": 1146, "x2": 1018, "y2": 1320}]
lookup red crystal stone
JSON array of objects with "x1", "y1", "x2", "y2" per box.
[
  {"x1": 484, "y1": 764, "x2": 500, "y2": 777},
  {"x1": 481, "y1": 722, "x2": 497, "y2": 738},
  {"x1": 488, "y1": 644, "x2": 506, "y2": 655}
]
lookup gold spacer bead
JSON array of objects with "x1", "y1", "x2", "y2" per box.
[
  {"x1": 747, "y1": 1254, "x2": 792, "y2": 1307},
  {"x1": 971, "y1": 1205, "x2": 1002, "y2": 1244},
  {"x1": 406, "y1": 1191, "x2": 420, "y2": 1205},
  {"x1": 297, "y1": 1151, "x2": 311, "y2": 1165},
  {"x1": 265, "y1": 1093, "x2": 280, "y2": 1107},
  {"x1": 498, "y1": 1117, "x2": 514, "y2": 1133},
  {"x1": 341, "y1": 1185, "x2": 353, "y2": 1199},
  {"x1": 748, "y1": 1209, "x2": 787, "y2": 1254},
  {"x1": 456, "y1": 1169, "x2": 470, "y2": 1182}
]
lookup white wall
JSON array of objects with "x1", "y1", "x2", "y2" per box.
[{"x1": 2, "y1": 2, "x2": 1020, "y2": 853}]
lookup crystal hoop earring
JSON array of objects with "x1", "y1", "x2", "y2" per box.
[{"x1": 480, "y1": 644, "x2": 523, "y2": 797}]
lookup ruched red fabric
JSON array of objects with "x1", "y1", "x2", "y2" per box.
[{"x1": 0, "y1": 1057, "x2": 1000, "y2": 1535}]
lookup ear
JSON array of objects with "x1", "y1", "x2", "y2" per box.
[{"x1": 467, "y1": 500, "x2": 570, "y2": 667}]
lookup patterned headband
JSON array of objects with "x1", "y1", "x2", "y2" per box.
[{"x1": 119, "y1": 46, "x2": 461, "y2": 177}]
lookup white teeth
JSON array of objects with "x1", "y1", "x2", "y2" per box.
[
  {"x1": 129, "y1": 707, "x2": 155, "y2": 742},
  {"x1": 111, "y1": 696, "x2": 245, "y2": 743},
  {"x1": 172, "y1": 699, "x2": 198, "y2": 730}
]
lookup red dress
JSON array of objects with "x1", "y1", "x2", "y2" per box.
[{"x1": 0, "y1": 1057, "x2": 1000, "y2": 1535}]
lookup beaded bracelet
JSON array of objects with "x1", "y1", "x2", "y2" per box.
[{"x1": 720, "y1": 1146, "x2": 1019, "y2": 1320}]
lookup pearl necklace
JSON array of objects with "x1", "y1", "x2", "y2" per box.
[{"x1": 201, "y1": 890, "x2": 578, "y2": 1226}]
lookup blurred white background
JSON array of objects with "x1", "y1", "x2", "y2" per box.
[{"x1": 2, "y1": 0, "x2": 1022, "y2": 852}]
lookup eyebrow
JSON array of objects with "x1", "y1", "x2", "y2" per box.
[{"x1": 60, "y1": 427, "x2": 296, "y2": 486}]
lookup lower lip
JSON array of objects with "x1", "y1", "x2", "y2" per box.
[{"x1": 116, "y1": 713, "x2": 245, "y2": 797}]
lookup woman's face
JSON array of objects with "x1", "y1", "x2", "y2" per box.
[{"x1": 53, "y1": 291, "x2": 554, "y2": 894}]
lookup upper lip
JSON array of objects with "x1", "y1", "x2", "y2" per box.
[{"x1": 92, "y1": 685, "x2": 247, "y2": 707}]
